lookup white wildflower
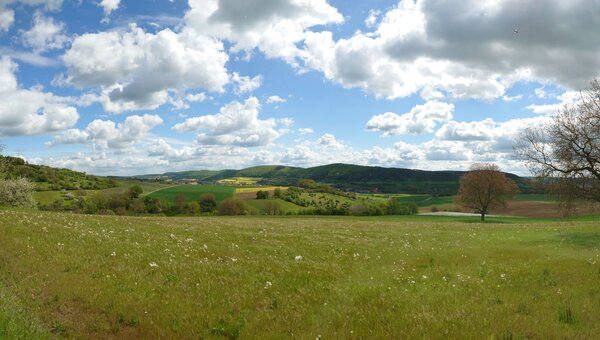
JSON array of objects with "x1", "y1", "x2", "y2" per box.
[
  {"x1": 295, "y1": 255, "x2": 303, "y2": 262},
  {"x1": 149, "y1": 262, "x2": 158, "y2": 268},
  {"x1": 264, "y1": 281, "x2": 272, "y2": 289}
]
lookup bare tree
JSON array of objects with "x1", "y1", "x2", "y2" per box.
[
  {"x1": 455, "y1": 163, "x2": 518, "y2": 221},
  {"x1": 515, "y1": 79, "x2": 600, "y2": 205}
]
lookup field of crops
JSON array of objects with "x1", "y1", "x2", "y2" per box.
[
  {"x1": 1, "y1": 209, "x2": 599, "y2": 338},
  {"x1": 146, "y1": 185, "x2": 235, "y2": 203}
]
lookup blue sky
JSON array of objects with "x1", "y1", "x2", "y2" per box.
[{"x1": 0, "y1": 0, "x2": 594, "y2": 175}]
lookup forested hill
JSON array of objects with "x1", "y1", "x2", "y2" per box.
[
  {"x1": 0, "y1": 156, "x2": 116, "y2": 191},
  {"x1": 136, "y1": 163, "x2": 528, "y2": 195}
]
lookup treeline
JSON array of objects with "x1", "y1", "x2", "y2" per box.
[{"x1": 1, "y1": 156, "x2": 117, "y2": 191}]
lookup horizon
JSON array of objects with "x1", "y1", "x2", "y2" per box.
[{"x1": 1, "y1": 1, "x2": 597, "y2": 177}]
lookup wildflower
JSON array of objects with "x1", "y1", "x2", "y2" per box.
[
  {"x1": 500, "y1": 273, "x2": 506, "y2": 279},
  {"x1": 264, "y1": 281, "x2": 272, "y2": 289},
  {"x1": 149, "y1": 262, "x2": 159, "y2": 268},
  {"x1": 111, "y1": 251, "x2": 116, "y2": 257},
  {"x1": 295, "y1": 255, "x2": 303, "y2": 262}
]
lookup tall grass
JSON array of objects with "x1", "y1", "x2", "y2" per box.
[{"x1": 1, "y1": 209, "x2": 599, "y2": 338}]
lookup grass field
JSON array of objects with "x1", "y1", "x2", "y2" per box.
[
  {"x1": 1, "y1": 209, "x2": 599, "y2": 338},
  {"x1": 235, "y1": 186, "x2": 288, "y2": 194},
  {"x1": 217, "y1": 177, "x2": 259, "y2": 185},
  {"x1": 244, "y1": 198, "x2": 303, "y2": 214},
  {"x1": 146, "y1": 185, "x2": 235, "y2": 203}
]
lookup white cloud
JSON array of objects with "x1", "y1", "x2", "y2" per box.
[
  {"x1": 366, "y1": 101, "x2": 454, "y2": 136},
  {"x1": 298, "y1": 127, "x2": 313, "y2": 135},
  {"x1": 526, "y1": 91, "x2": 579, "y2": 115},
  {"x1": 100, "y1": 0, "x2": 120, "y2": 16},
  {"x1": 63, "y1": 24, "x2": 229, "y2": 113},
  {"x1": 0, "y1": 56, "x2": 78, "y2": 136},
  {"x1": 297, "y1": 0, "x2": 600, "y2": 101},
  {"x1": 266, "y1": 95, "x2": 287, "y2": 104},
  {"x1": 173, "y1": 97, "x2": 281, "y2": 147},
  {"x1": 316, "y1": 133, "x2": 344, "y2": 149},
  {"x1": 435, "y1": 119, "x2": 496, "y2": 142},
  {"x1": 48, "y1": 114, "x2": 163, "y2": 150},
  {"x1": 0, "y1": 0, "x2": 62, "y2": 32},
  {"x1": 231, "y1": 72, "x2": 262, "y2": 94},
  {"x1": 435, "y1": 116, "x2": 552, "y2": 154},
  {"x1": 0, "y1": 7, "x2": 14, "y2": 31},
  {"x1": 22, "y1": 11, "x2": 69, "y2": 51},
  {"x1": 186, "y1": 92, "x2": 207, "y2": 103},
  {"x1": 365, "y1": 9, "x2": 381, "y2": 28},
  {"x1": 185, "y1": 0, "x2": 343, "y2": 65}
]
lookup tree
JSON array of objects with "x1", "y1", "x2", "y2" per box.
[
  {"x1": 218, "y1": 198, "x2": 247, "y2": 216},
  {"x1": 128, "y1": 185, "x2": 143, "y2": 199},
  {"x1": 455, "y1": 163, "x2": 518, "y2": 221},
  {"x1": 0, "y1": 177, "x2": 36, "y2": 208},
  {"x1": 256, "y1": 190, "x2": 269, "y2": 199},
  {"x1": 515, "y1": 79, "x2": 600, "y2": 204},
  {"x1": 199, "y1": 193, "x2": 217, "y2": 213}
]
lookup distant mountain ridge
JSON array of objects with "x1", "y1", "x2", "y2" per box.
[{"x1": 135, "y1": 163, "x2": 528, "y2": 195}]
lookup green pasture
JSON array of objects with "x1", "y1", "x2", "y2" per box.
[
  {"x1": 244, "y1": 198, "x2": 303, "y2": 214},
  {"x1": 1, "y1": 210, "x2": 599, "y2": 338},
  {"x1": 146, "y1": 185, "x2": 235, "y2": 203}
]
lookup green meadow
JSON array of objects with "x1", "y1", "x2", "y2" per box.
[
  {"x1": 146, "y1": 185, "x2": 236, "y2": 203},
  {"x1": 1, "y1": 209, "x2": 599, "y2": 338}
]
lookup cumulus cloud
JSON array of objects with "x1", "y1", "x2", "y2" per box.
[
  {"x1": 99, "y1": 0, "x2": 120, "y2": 16},
  {"x1": 48, "y1": 114, "x2": 163, "y2": 150},
  {"x1": 173, "y1": 97, "x2": 281, "y2": 147},
  {"x1": 298, "y1": 127, "x2": 313, "y2": 135},
  {"x1": 185, "y1": 0, "x2": 343, "y2": 65},
  {"x1": 297, "y1": 0, "x2": 600, "y2": 101},
  {"x1": 365, "y1": 9, "x2": 381, "y2": 28},
  {"x1": 435, "y1": 116, "x2": 551, "y2": 154},
  {"x1": 316, "y1": 133, "x2": 344, "y2": 149},
  {"x1": 266, "y1": 95, "x2": 287, "y2": 104},
  {"x1": 366, "y1": 101, "x2": 454, "y2": 135},
  {"x1": 526, "y1": 90, "x2": 579, "y2": 115},
  {"x1": 0, "y1": 0, "x2": 62, "y2": 32},
  {"x1": 22, "y1": 11, "x2": 69, "y2": 51},
  {"x1": 62, "y1": 24, "x2": 229, "y2": 113},
  {"x1": 231, "y1": 72, "x2": 262, "y2": 94},
  {"x1": 0, "y1": 56, "x2": 78, "y2": 136},
  {"x1": 0, "y1": 7, "x2": 14, "y2": 31}
]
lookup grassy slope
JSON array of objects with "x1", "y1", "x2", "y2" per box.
[
  {"x1": 146, "y1": 185, "x2": 235, "y2": 203},
  {"x1": 244, "y1": 198, "x2": 303, "y2": 213},
  {"x1": 1, "y1": 209, "x2": 599, "y2": 338}
]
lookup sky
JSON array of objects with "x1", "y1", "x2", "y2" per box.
[{"x1": 0, "y1": 0, "x2": 596, "y2": 176}]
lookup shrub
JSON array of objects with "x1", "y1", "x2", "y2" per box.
[
  {"x1": 0, "y1": 177, "x2": 36, "y2": 208},
  {"x1": 256, "y1": 190, "x2": 269, "y2": 199},
  {"x1": 261, "y1": 201, "x2": 281, "y2": 215},
  {"x1": 430, "y1": 206, "x2": 439, "y2": 212},
  {"x1": 218, "y1": 198, "x2": 247, "y2": 216},
  {"x1": 200, "y1": 194, "x2": 217, "y2": 213}
]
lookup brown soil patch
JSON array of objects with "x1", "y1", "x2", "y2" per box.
[{"x1": 236, "y1": 189, "x2": 277, "y2": 200}]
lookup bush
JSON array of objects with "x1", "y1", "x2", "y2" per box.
[
  {"x1": 261, "y1": 201, "x2": 281, "y2": 215},
  {"x1": 199, "y1": 194, "x2": 217, "y2": 213},
  {"x1": 430, "y1": 206, "x2": 439, "y2": 212},
  {"x1": 256, "y1": 190, "x2": 269, "y2": 199},
  {"x1": 0, "y1": 177, "x2": 36, "y2": 208},
  {"x1": 218, "y1": 198, "x2": 247, "y2": 216}
]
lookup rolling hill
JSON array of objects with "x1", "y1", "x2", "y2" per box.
[
  {"x1": 1, "y1": 156, "x2": 117, "y2": 191},
  {"x1": 134, "y1": 163, "x2": 530, "y2": 195}
]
